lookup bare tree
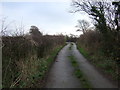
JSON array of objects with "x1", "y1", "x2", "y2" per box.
[
  {"x1": 0, "y1": 17, "x2": 15, "y2": 36},
  {"x1": 76, "y1": 19, "x2": 90, "y2": 34},
  {"x1": 112, "y1": 1, "x2": 120, "y2": 31},
  {"x1": 11, "y1": 20, "x2": 25, "y2": 36},
  {"x1": 71, "y1": 1, "x2": 120, "y2": 87},
  {"x1": 0, "y1": 16, "x2": 26, "y2": 36},
  {"x1": 71, "y1": 0, "x2": 116, "y2": 34},
  {"x1": 1, "y1": 17, "x2": 10, "y2": 36}
]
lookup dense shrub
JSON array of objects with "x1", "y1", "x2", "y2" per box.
[
  {"x1": 78, "y1": 30, "x2": 101, "y2": 54},
  {"x1": 2, "y1": 26, "x2": 65, "y2": 88},
  {"x1": 77, "y1": 29, "x2": 119, "y2": 83}
]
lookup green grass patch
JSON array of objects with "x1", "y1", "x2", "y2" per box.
[
  {"x1": 6, "y1": 45, "x2": 64, "y2": 88},
  {"x1": 77, "y1": 44, "x2": 90, "y2": 58},
  {"x1": 29, "y1": 45, "x2": 64, "y2": 88},
  {"x1": 77, "y1": 44, "x2": 118, "y2": 81},
  {"x1": 68, "y1": 55, "x2": 92, "y2": 88}
]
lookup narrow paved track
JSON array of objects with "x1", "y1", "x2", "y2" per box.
[
  {"x1": 45, "y1": 43, "x2": 117, "y2": 88},
  {"x1": 45, "y1": 43, "x2": 81, "y2": 88}
]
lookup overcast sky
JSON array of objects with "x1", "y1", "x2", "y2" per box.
[{"x1": 1, "y1": 0, "x2": 92, "y2": 36}]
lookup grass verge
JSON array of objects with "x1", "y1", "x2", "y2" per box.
[
  {"x1": 77, "y1": 44, "x2": 90, "y2": 59},
  {"x1": 29, "y1": 45, "x2": 65, "y2": 88},
  {"x1": 77, "y1": 44, "x2": 118, "y2": 84},
  {"x1": 8, "y1": 45, "x2": 64, "y2": 88},
  {"x1": 68, "y1": 55, "x2": 92, "y2": 88},
  {"x1": 32, "y1": 45, "x2": 64, "y2": 88}
]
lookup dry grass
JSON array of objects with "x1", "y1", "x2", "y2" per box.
[
  {"x1": 77, "y1": 30, "x2": 119, "y2": 84},
  {"x1": 2, "y1": 33, "x2": 65, "y2": 88}
]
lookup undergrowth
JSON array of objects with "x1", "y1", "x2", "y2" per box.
[
  {"x1": 2, "y1": 32, "x2": 65, "y2": 88},
  {"x1": 16, "y1": 45, "x2": 63, "y2": 88},
  {"x1": 77, "y1": 43, "x2": 118, "y2": 82}
]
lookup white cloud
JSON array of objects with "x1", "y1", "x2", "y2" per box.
[{"x1": 2, "y1": 2, "x2": 91, "y2": 36}]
